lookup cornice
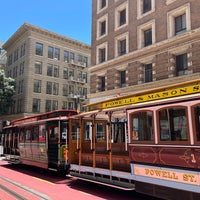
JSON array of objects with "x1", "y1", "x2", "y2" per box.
[{"x1": 3, "y1": 23, "x2": 91, "y2": 50}]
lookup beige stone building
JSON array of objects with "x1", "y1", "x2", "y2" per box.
[
  {"x1": 0, "y1": 42, "x2": 7, "y2": 70},
  {"x1": 89, "y1": 0, "x2": 200, "y2": 103},
  {"x1": 2, "y1": 23, "x2": 91, "y2": 121}
]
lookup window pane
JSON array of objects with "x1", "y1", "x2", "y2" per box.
[
  {"x1": 176, "y1": 53, "x2": 188, "y2": 76},
  {"x1": 120, "y1": 9, "x2": 126, "y2": 26},
  {"x1": 32, "y1": 98, "x2": 40, "y2": 112},
  {"x1": 55, "y1": 48, "x2": 60, "y2": 60},
  {"x1": 119, "y1": 39, "x2": 126, "y2": 55},
  {"x1": 145, "y1": 63, "x2": 152, "y2": 82},
  {"x1": 35, "y1": 61, "x2": 42, "y2": 74},
  {"x1": 96, "y1": 122, "x2": 105, "y2": 141},
  {"x1": 144, "y1": 29, "x2": 152, "y2": 46},
  {"x1": 84, "y1": 122, "x2": 92, "y2": 140},
  {"x1": 101, "y1": 21, "x2": 106, "y2": 35},
  {"x1": 32, "y1": 126, "x2": 39, "y2": 141},
  {"x1": 48, "y1": 46, "x2": 54, "y2": 59},
  {"x1": 194, "y1": 105, "x2": 200, "y2": 141},
  {"x1": 99, "y1": 48, "x2": 106, "y2": 63},
  {"x1": 100, "y1": 76, "x2": 105, "y2": 91},
  {"x1": 159, "y1": 107, "x2": 188, "y2": 141},
  {"x1": 33, "y1": 80, "x2": 41, "y2": 93},
  {"x1": 175, "y1": 14, "x2": 186, "y2": 35},
  {"x1": 35, "y1": 43, "x2": 43, "y2": 56},
  {"x1": 131, "y1": 111, "x2": 153, "y2": 141},
  {"x1": 47, "y1": 64, "x2": 53, "y2": 76},
  {"x1": 120, "y1": 70, "x2": 126, "y2": 87},
  {"x1": 143, "y1": 0, "x2": 151, "y2": 13}
]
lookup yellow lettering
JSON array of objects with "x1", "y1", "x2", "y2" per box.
[{"x1": 183, "y1": 174, "x2": 197, "y2": 183}]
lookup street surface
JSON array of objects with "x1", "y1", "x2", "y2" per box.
[{"x1": 0, "y1": 158, "x2": 161, "y2": 200}]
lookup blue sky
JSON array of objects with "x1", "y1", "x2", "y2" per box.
[{"x1": 0, "y1": 0, "x2": 92, "y2": 45}]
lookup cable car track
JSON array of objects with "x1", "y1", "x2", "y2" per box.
[{"x1": 0, "y1": 177, "x2": 50, "y2": 200}]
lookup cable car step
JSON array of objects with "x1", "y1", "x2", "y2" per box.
[{"x1": 70, "y1": 172, "x2": 135, "y2": 191}]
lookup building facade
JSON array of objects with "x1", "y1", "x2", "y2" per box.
[
  {"x1": 0, "y1": 42, "x2": 7, "y2": 70},
  {"x1": 89, "y1": 0, "x2": 200, "y2": 103},
  {"x1": 2, "y1": 23, "x2": 91, "y2": 121}
]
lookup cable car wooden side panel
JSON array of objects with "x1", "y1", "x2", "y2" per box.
[
  {"x1": 69, "y1": 80, "x2": 200, "y2": 199},
  {"x1": 2, "y1": 110, "x2": 77, "y2": 173}
]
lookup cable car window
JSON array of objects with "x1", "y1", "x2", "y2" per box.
[
  {"x1": 71, "y1": 122, "x2": 80, "y2": 140},
  {"x1": 84, "y1": 121, "x2": 92, "y2": 141},
  {"x1": 39, "y1": 125, "x2": 46, "y2": 142},
  {"x1": 19, "y1": 128, "x2": 25, "y2": 142},
  {"x1": 194, "y1": 105, "x2": 200, "y2": 141},
  {"x1": 32, "y1": 126, "x2": 39, "y2": 141},
  {"x1": 130, "y1": 111, "x2": 153, "y2": 141},
  {"x1": 49, "y1": 126, "x2": 58, "y2": 141},
  {"x1": 112, "y1": 120, "x2": 126, "y2": 143},
  {"x1": 25, "y1": 128, "x2": 31, "y2": 142},
  {"x1": 96, "y1": 122, "x2": 105, "y2": 141},
  {"x1": 158, "y1": 107, "x2": 188, "y2": 141},
  {"x1": 61, "y1": 121, "x2": 68, "y2": 142}
]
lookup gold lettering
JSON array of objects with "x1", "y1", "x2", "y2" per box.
[
  {"x1": 145, "y1": 169, "x2": 150, "y2": 175},
  {"x1": 183, "y1": 174, "x2": 197, "y2": 183},
  {"x1": 193, "y1": 85, "x2": 199, "y2": 91}
]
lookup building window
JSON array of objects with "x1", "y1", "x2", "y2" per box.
[
  {"x1": 46, "y1": 100, "x2": 51, "y2": 112},
  {"x1": 46, "y1": 82, "x2": 52, "y2": 94},
  {"x1": 97, "y1": 0, "x2": 107, "y2": 12},
  {"x1": 97, "y1": 14, "x2": 108, "y2": 39},
  {"x1": 52, "y1": 101, "x2": 58, "y2": 110},
  {"x1": 120, "y1": 71, "x2": 126, "y2": 88},
  {"x1": 35, "y1": 61, "x2": 42, "y2": 74},
  {"x1": 55, "y1": 48, "x2": 60, "y2": 60},
  {"x1": 97, "y1": 42, "x2": 108, "y2": 64},
  {"x1": 63, "y1": 84, "x2": 68, "y2": 96},
  {"x1": 100, "y1": 76, "x2": 105, "y2": 91},
  {"x1": 70, "y1": 52, "x2": 75, "y2": 61},
  {"x1": 144, "y1": 63, "x2": 153, "y2": 82},
  {"x1": 32, "y1": 98, "x2": 40, "y2": 113},
  {"x1": 101, "y1": 0, "x2": 106, "y2": 9},
  {"x1": 35, "y1": 43, "x2": 43, "y2": 56},
  {"x1": 115, "y1": 33, "x2": 129, "y2": 57},
  {"x1": 137, "y1": 0, "x2": 155, "y2": 18},
  {"x1": 115, "y1": 2, "x2": 128, "y2": 30},
  {"x1": 18, "y1": 80, "x2": 24, "y2": 94},
  {"x1": 48, "y1": 46, "x2": 54, "y2": 59},
  {"x1": 63, "y1": 67, "x2": 68, "y2": 79},
  {"x1": 138, "y1": 20, "x2": 155, "y2": 49},
  {"x1": 68, "y1": 102, "x2": 74, "y2": 110},
  {"x1": 53, "y1": 83, "x2": 59, "y2": 95},
  {"x1": 33, "y1": 80, "x2": 41, "y2": 93},
  {"x1": 47, "y1": 64, "x2": 53, "y2": 76},
  {"x1": 101, "y1": 21, "x2": 106, "y2": 36},
  {"x1": 167, "y1": 3, "x2": 191, "y2": 38},
  {"x1": 64, "y1": 50, "x2": 69, "y2": 62},
  {"x1": 62, "y1": 101, "x2": 68, "y2": 109},
  {"x1": 19, "y1": 62, "x2": 25, "y2": 75},
  {"x1": 99, "y1": 48, "x2": 106, "y2": 63},
  {"x1": 69, "y1": 69, "x2": 74, "y2": 80},
  {"x1": 54, "y1": 65, "x2": 59, "y2": 78},
  {"x1": 176, "y1": 53, "x2": 188, "y2": 76},
  {"x1": 144, "y1": 28, "x2": 152, "y2": 47},
  {"x1": 119, "y1": 39, "x2": 126, "y2": 56},
  {"x1": 20, "y1": 43, "x2": 26, "y2": 57},
  {"x1": 119, "y1": 9, "x2": 126, "y2": 26},
  {"x1": 143, "y1": 0, "x2": 151, "y2": 13},
  {"x1": 69, "y1": 85, "x2": 74, "y2": 96},
  {"x1": 175, "y1": 14, "x2": 186, "y2": 35}
]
